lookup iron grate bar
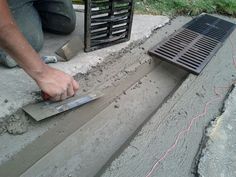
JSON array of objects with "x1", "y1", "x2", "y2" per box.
[
  {"x1": 185, "y1": 14, "x2": 235, "y2": 42},
  {"x1": 85, "y1": 0, "x2": 134, "y2": 52},
  {"x1": 149, "y1": 14, "x2": 235, "y2": 75}
]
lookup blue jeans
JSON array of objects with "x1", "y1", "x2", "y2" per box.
[{"x1": 0, "y1": 0, "x2": 76, "y2": 60}]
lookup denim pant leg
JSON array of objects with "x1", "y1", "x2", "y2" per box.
[
  {"x1": 34, "y1": 0, "x2": 76, "y2": 34},
  {"x1": 0, "y1": 1, "x2": 44, "y2": 61}
]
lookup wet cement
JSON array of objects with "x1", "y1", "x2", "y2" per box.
[
  {"x1": 20, "y1": 63, "x2": 186, "y2": 177},
  {"x1": 0, "y1": 13, "x2": 170, "y2": 173},
  {"x1": 98, "y1": 15, "x2": 236, "y2": 177},
  {"x1": 2, "y1": 15, "x2": 235, "y2": 177},
  {"x1": 0, "y1": 12, "x2": 169, "y2": 135},
  {"x1": 0, "y1": 16, "x2": 183, "y2": 177},
  {"x1": 197, "y1": 85, "x2": 236, "y2": 177}
]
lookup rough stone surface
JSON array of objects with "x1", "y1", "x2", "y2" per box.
[
  {"x1": 6, "y1": 111, "x2": 28, "y2": 135},
  {"x1": 197, "y1": 85, "x2": 236, "y2": 177}
]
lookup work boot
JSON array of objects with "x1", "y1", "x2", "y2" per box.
[{"x1": 0, "y1": 54, "x2": 18, "y2": 68}]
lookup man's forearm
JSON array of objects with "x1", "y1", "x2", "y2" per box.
[
  {"x1": 0, "y1": 0, "x2": 79, "y2": 101},
  {"x1": 0, "y1": 0, "x2": 46, "y2": 80},
  {"x1": 0, "y1": 23, "x2": 46, "y2": 79}
]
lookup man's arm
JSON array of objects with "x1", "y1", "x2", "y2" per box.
[{"x1": 0, "y1": 0, "x2": 79, "y2": 101}]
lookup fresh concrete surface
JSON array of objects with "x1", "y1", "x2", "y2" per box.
[
  {"x1": 0, "y1": 14, "x2": 187, "y2": 177},
  {"x1": 20, "y1": 63, "x2": 186, "y2": 177},
  {"x1": 0, "y1": 13, "x2": 173, "y2": 174},
  {"x1": 99, "y1": 15, "x2": 236, "y2": 177},
  {"x1": 2, "y1": 14, "x2": 235, "y2": 177},
  {"x1": 0, "y1": 12, "x2": 169, "y2": 126},
  {"x1": 198, "y1": 85, "x2": 236, "y2": 177}
]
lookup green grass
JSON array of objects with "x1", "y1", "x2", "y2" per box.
[
  {"x1": 72, "y1": 0, "x2": 83, "y2": 4},
  {"x1": 135, "y1": 0, "x2": 236, "y2": 17},
  {"x1": 72, "y1": 0, "x2": 236, "y2": 17}
]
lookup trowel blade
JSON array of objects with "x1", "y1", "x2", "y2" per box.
[
  {"x1": 23, "y1": 91, "x2": 103, "y2": 121},
  {"x1": 55, "y1": 36, "x2": 84, "y2": 61}
]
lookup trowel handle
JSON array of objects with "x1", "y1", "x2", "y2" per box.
[{"x1": 41, "y1": 91, "x2": 51, "y2": 101}]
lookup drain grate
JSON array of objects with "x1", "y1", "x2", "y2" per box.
[
  {"x1": 149, "y1": 14, "x2": 236, "y2": 74},
  {"x1": 84, "y1": 0, "x2": 134, "y2": 52},
  {"x1": 185, "y1": 14, "x2": 235, "y2": 42}
]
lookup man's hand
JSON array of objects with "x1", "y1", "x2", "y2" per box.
[
  {"x1": 34, "y1": 65, "x2": 79, "y2": 101},
  {"x1": 0, "y1": 1, "x2": 79, "y2": 102}
]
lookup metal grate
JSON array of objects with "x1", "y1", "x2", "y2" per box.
[
  {"x1": 149, "y1": 14, "x2": 236, "y2": 75},
  {"x1": 185, "y1": 14, "x2": 235, "y2": 42},
  {"x1": 84, "y1": 0, "x2": 134, "y2": 52}
]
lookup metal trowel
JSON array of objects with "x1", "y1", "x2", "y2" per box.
[
  {"x1": 55, "y1": 36, "x2": 84, "y2": 61},
  {"x1": 23, "y1": 91, "x2": 103, "y2": 121}
]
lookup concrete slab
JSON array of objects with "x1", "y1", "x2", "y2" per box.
[
  {"x1": 99, "y1": 15, "x2": 236, "y2": 177},
  {"x1": 197, "y1": 85, "x2": 236, "y2": 177},
  {"x1": 0, "y1": 15, "x2": 189, "y2": 177},
  {"x1": 0, "y1": 12, "x2": 169, "y2": 130},
  {"x1": 20, "y1": 63, "x2": 186, "y2": 177},
  {"x1": 0, "y1": 12, "x2": 171, "y2": 175},
  {"x1": 3, "y1": 13, "x2": 235, "y2": 177}
]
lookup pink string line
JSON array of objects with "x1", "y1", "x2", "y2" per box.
[
  {"x1": 145, "y1": 35, "x2": 236, "y2": 177},
  {"x1": 230, "y1": 38, "x2": 236, "y2": 68},
  {"x1": 145, "y1": 93, "x2": 222, "y2": 177}
]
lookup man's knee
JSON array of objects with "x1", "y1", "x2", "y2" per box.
[
  {"x1": 61, "y1": 16, "x2": 76, "y2": 34},
  {"x1": 56, "y1": 9, "x2": 76, "y2": 34},
  {"x1": 35, "y1": 0, "x2": 76, "y2": 35},
  {"x1": 53, "y1": 0, "x2": 76, "y2": 34},
  {"x1": 42, "y1": 14, "x2": 76, "y2": 35}
]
